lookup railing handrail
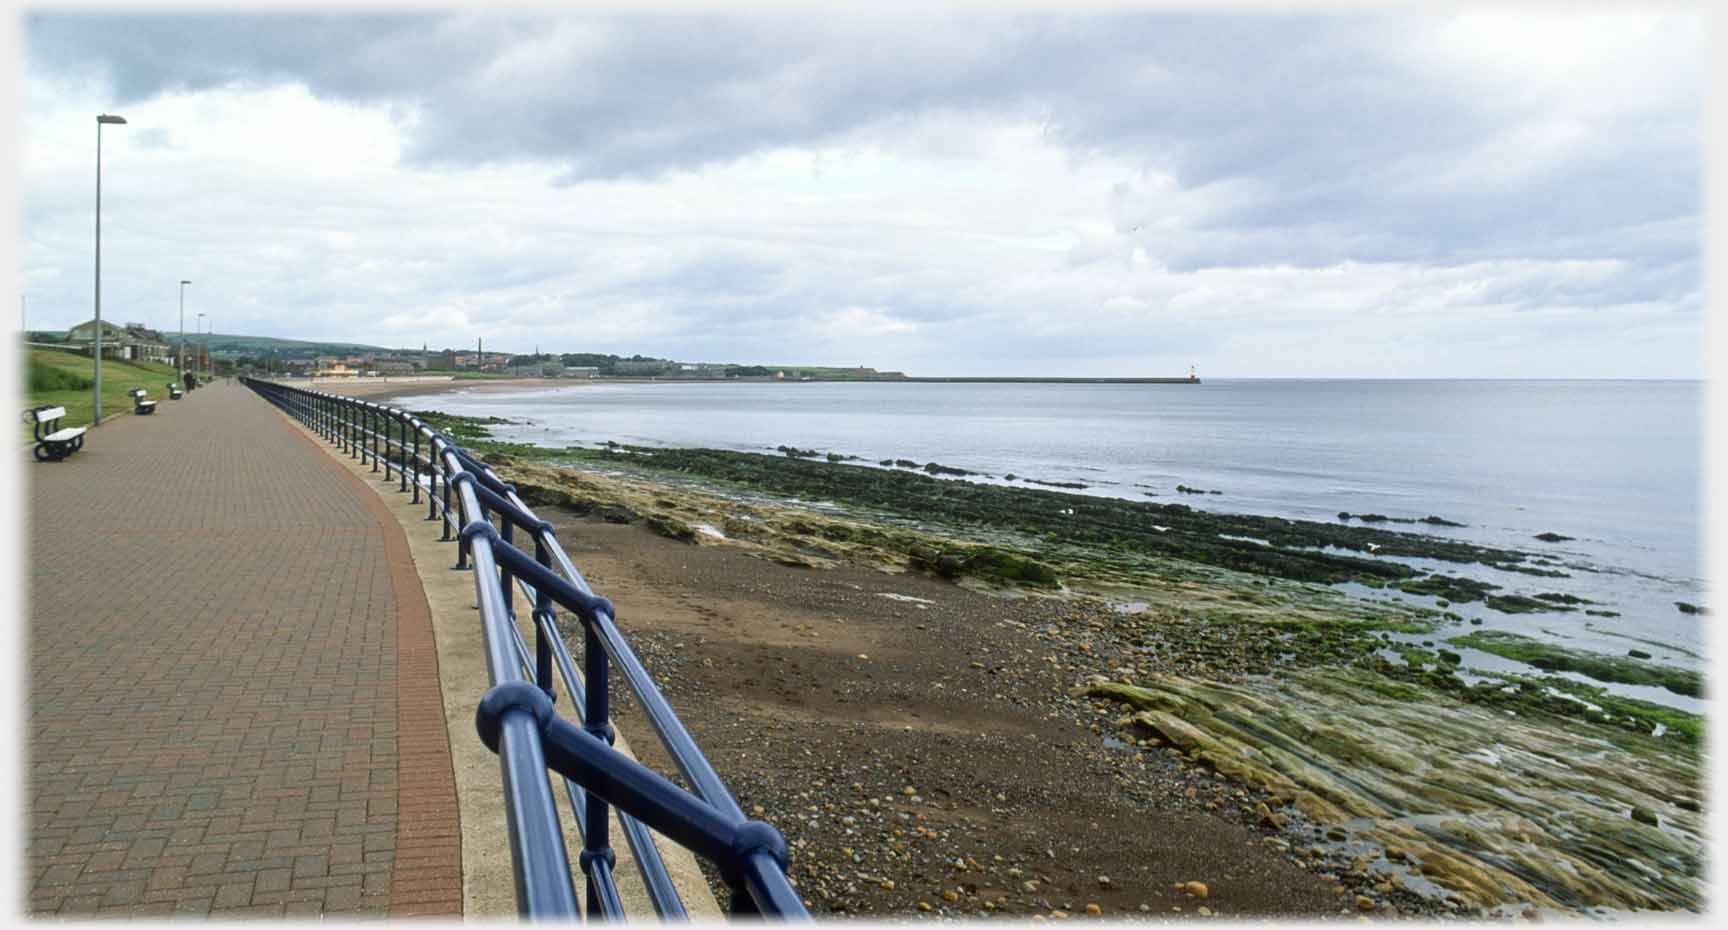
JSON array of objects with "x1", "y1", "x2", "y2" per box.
[{"x1": 241, "y1": 376, "x2": 806, "y2": 921}]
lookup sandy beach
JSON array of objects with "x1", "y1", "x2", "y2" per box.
[{"x1": 297, "y1": 375, "x2": 581, "y2": 403}]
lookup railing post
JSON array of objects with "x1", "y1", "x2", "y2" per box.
[
  {"x1": 428, "y1": 452, "x2": 441, "y2": 522},
  {"x1": 441, "y1": 462, "x2": 454, "y2": 540},
  {"x1": 370, "y1": 406, "x2": 380, "y2": 473},
  {"x1": 581, "y1": 609, "x2": 615, "y2": 919},
  {"x1": 411, "y1": 425, "x2": 421, "y2": 504},
  {"x1": 501, "y1": 518, "x2": 515, "y2": 618},
  {"x1": 533, "y1": 538, "x2": 555, "y2": 703},
  {"x1": 398, "y1": 415, "x2": 409, "y2": 492},
  {"x1": 438, "y1": 466, "x2": 452, "y2": 539},
  {"x1": 456, "y1": 483, "x2": 473, "y2": 569}
]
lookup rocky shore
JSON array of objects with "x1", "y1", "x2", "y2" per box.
[{"x1": 407, "y1": 408, "x2": 1704, "y2": 917}]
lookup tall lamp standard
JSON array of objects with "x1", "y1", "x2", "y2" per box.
[
  {"x1": 93, "y1": 113, "x2": 127, "y2": 424},
  {"x1": 196, "y1": 312, "x2": 207, "y2": 378},
  {"x1": 178, "y1": 279, "x2": 191, "y2": 377}
]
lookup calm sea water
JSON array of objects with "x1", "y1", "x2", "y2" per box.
[{"x1": 423, "y1": 379, "x2": 1706, "y2": 696}]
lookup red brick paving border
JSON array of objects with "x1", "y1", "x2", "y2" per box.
[
  {"x1": 345, "y1": 452, "x2": 463, "y2": 914},
  {"x1": 272, "y1": 399, "x2": 465, "y2": 917}
]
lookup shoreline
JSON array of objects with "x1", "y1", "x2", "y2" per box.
[
  {"x1": 376, "y1": 405, "x2": 1703, "y2": 916},
  {"x1": 355, "y1": 376, "x2": 1703, "y2": 678}
]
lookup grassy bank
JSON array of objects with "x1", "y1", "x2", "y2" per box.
[{"x1": 21, "y1": 347, "x2": 180, "y2": 440}]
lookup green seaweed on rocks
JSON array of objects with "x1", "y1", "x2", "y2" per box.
[
  {"x1": 410, "y1": 409, "x2": 517, "y2": 443},
  {"x1": 644, "y1": 512, "x2": 698, "y2": 543},
  {"x1": 1447, "y1": 631, "x2": 1702, "y2": 698},
  {"x1": 906, "y1": 543, "x2": 1060, "y2": 588},
  {"x1": 1395, "y1": 574, "x2": 1499, "y2": 602},
  {"x1": 1485, "y1": 594, "x2": 1570, "y2": 614},
  {"x1": 414, "y1": 413, "x2": 1541, "y2": 590},
  {"x1": 1081, "y1": 668, "x2": 1702, "y2": 912}
]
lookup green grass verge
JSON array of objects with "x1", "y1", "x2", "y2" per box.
[{"x1": 21, "y1": 347, "x2": 181, "y2": 440}]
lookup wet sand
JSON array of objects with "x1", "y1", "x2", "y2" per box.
[{"x1": 305, "y1": 376, "x2": 581, "y2": 403}]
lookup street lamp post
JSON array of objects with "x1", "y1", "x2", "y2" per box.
[
  {"x1": 179, "y1": 279, "x2": 190, "y2": 378},
  {"x1": 196, "y1": 312, "x2": 207, "y2": 379},
  {"x1": 93, "y1": 113, "x2": 127, "y2": 424}
]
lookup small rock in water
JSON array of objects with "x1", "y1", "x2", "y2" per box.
[
  {"x1": 1631, "y1": 806, "x2": 1660, "y2": 827},
  {"x1": 1182, "y1": 881, "x2": 1209, "y2": 899},
  {"x1": 1356, "y1": 895, "x2": 1374, "y2": 911}
]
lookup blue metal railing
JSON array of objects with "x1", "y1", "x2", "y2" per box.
[{"x1": 242, "y1": 377, "x2": 806, "y2": 921}]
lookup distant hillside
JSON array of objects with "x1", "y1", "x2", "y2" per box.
[{"x1": 175, "y1": 333, "x2": 395, "y2": 357}]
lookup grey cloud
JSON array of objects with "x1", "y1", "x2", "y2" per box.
[
  {"x1": 21, "y1": 8, "x2": 1702, "y2": 370},
  {"x1": 25, "y1": 10, "x2": 1700, "y2": 272}
]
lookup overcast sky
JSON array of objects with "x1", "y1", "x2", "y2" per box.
[{"x1": 14, "y1": 5, "x2": 1705, "y2": 377}]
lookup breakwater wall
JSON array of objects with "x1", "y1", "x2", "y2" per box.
[{"x1": 892, "y1": 376, "x2": 1199, "y2": 384}]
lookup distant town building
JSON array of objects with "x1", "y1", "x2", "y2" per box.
[
  {"x1": 509, "y1": 361, "x2": 561, "y2": 378},
  {"x1": 613, "y1": 360, "x2": 673, "y2": 376},
  {"x1": 65, "y1": 319, "x2": 171, "y2": 363},
  {"x1": 560, "y1": 366, "x2": 600, "y2": 379},
  {"x1": 313, "y1": 361, "x2": 360, "y2": 379}
]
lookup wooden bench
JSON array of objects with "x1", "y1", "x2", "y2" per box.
[
  {"x1": 167, "y1": 382, "x2": 184, "y2": 400},
  {"x1": 129, "y1": 388, "x2": 157, "y2": 415},
  {"x1": 31, "y1": 406, "x2": 87, "y2": 462}
]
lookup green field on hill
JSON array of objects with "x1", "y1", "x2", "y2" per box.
[{"x1": 21, "y1": 347, "x2": 183, "y2": 441}]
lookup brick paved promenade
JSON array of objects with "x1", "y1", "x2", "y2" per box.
[{"x1": 25, "y1": 382, "x2": 462, "y2": 917}]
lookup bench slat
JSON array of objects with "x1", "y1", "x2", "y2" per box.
[
  {"x1": 44, "y1": 427, "x2": 86, "y2": 442},
  {"x1": 35, "y1": 406, "x2": 67, "y2": 422}
]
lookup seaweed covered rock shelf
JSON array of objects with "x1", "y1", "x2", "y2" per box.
[{"x1": 414, "y1": 410, "x2": 1705, "y2": 916}]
